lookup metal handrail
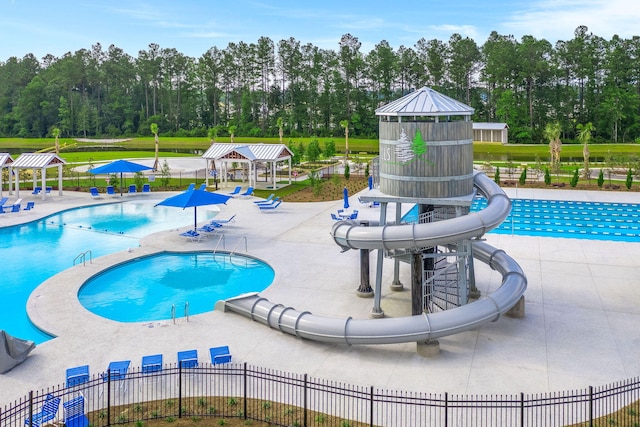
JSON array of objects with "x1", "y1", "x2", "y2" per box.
[
  {"x1": 73, "y1": 250, "x2": 93, "y2": 266},
  {"x1": 230, "y1": 236, "x2": 248, "y2": 255},
  {"x1": 184, "y1": 302, "x2": 189, "y2": 322},
  {"x1": 171, "y1": 304, "x2": 176, "y2": 324},
  {"x1": 212, "y1": 234, "x2": 226, "y2": 254}
]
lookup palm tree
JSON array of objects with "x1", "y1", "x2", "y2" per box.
[
  {"x1": 543, "y1": 122, "x2": 562, "y2": 176},
  {"x1": 150, "y1": 123, "x2": 159, "y2": 171},
  {"x1": 577, "y1": 122, "x2": 595, "y2": 181},
  {"x1": 228, "y1": 125, "x2": 236, "y2": 143},
  {"x1": 277, "y1": 117, "x2": 284, "y2": 144},
  {"x1": 207, "y1": 127, "x2": 218, "y2": 175},
  {"x1": 340, "y1": 120, "x2": 349, "y2": 162},
  {"x1": 52, "y1": 128, "x2": 60, "y2": 155}
]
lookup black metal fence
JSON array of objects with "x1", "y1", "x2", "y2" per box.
[{"x1": 3, "y1": 363, "x2": 640, "y2": 427}]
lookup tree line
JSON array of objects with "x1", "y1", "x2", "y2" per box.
[{"x1": 1, "y1": 25, "x2": 639, "y2": 144}]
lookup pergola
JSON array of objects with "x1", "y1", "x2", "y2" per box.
[
  {"x1": 473, "y1": 122, "x2": 509, "y2": 144},
  {"x1": 202, "y1": 143, "x2": 293, "y2": 189},
  {"x1": 0, "y1": 153, "x2": 14, "y2": 198},
  {"x1": 8, "y1": 153, "x2": 65, "y2": 200}
]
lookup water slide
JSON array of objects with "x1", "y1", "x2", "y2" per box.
[{"x1": 221, "y1": 172, "x2": 527, "y2": 344}]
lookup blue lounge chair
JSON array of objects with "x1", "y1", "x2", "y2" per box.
[
  {"x1": 32, "y1": 186, "x2": 41, "y2": 195},
  {"x1": 256, "y1": 197, "x2": 279, "y2": 206},
  {"x1": 186, "y1": 183, "x2": 196, "y2": 191},
  {"x1": 228, "y1": 186, "x2": 242, "y2": 196},
  {"x1": 179, "y1": 230, "x2": 203, "y2": 242},
  {"x1": 178, "y1": 349, "x2": 198, "y2": 368},
  {"x1": 24, "y1": 201, "x2": 35, "y2": 211},
  {"x1": 45, "y1": 186, "x2": 52, "y2": 194},
  {"x1": 89, "y1": 187, "x2": 101, "y2": 198},
  {"x1": 142, "y1": 183, "x2": 151, "y2": 194},
  {"x1": 240, "y1": 187, "x2": 254, "y2": 197},
  {"x1": 199, "y1": 183, "x2": 207, "y2": 190},
  {"x1": 3, "y1": 199, "x2": 21, "y2": 213},
  {"x1": 210, "y1": 214, "x2": 236, "y2": 226},
  {"x1": 209, "y1": 345, "x2": 232, "y2": 365},
  {"x1": 197, "y1": 224, "x2": 221, "y2": 234},
  {"x1": 63, "y1": 395, "x2": 89, "y2": 427},
  {"x1": 127, "y1": 184, "x2": 137, "y2": 195},
  {"x1": 24, "y1": 394, "x2": 61, "y2": 427},
  {"x1": 142, "y1": 354, "x2": 163, "y2": 374},
  {"x1": 106, "y1": 185, "x2": 116, "y2": 196},
  {"x1": 0, "y1": 197, "x2": 8, "y2": 210},
  {"x1": 254, "y1": 194, "x2": 274, "y2": 204},
  {"x1": 258, "y1": 200, "x2": 282, "y2": 212},
  {"x1": 349, "y1": 211, "x2": 359, "y2": 219},
  {"x1": 66, "y1": 365, "x2": 90, "y2": 387},
  {"x1": 330, "y1": 213, "x2": 342, "y2": 221}
]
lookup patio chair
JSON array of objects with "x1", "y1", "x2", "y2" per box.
[
  {"x1": 32, "y1": 186, "x2": 41, "y2": 195},
  {"x1": 142, "y1": 354, "x2": 163, "y2": 374},
  {"x1": 258, "y1": 200, "x2": 282, "y2": 212},
  {"x1": 197, "y1": 224, "x2": 221, "y2": 235},
  {"x1": 106, "y1": 185, "x2": 116, "y2": 196},
  {"x1": 240, "y1": 187, "x2": 254, "y2": 197},
  {"x1": 177, "y1": 349, "x2": 198, "y2": 368},
  {"x1": 3, "y1": 199, "x2": 21, "y2": 213},
  {"x1": 210, "y1": 214, "x2": 236, "y2": 226},
  {"x1": 179, "y1": 230, "x2": 203, "y2": 242},
  {"x1": 24, "y1": 201, "x2": 35, "y2": 211},
  {"x1": 199, "y1": 183, "x2": 207, "y2": 190},
  {"x1": 228, "y1": 186, "x2": 242, "y2": 196},
  {"x1": 24, "y1": 394, "x2": 61, "y2": 427},
  {"x1": 65, "y1": 365, "x2": 90, "y2": 387},
  {"x1": 255, "y1": 197, "x2": 279, "y2": 206},
  {"x1": 89, "y1": 187, "x2": 101, "y2": 199},
  {"x1": 0, "y1": 197, "x2": 8, "y2": 208},
  {"x1": 127, "y1": 184, "x2": 137, "y2": 195},
  {"x1": 45, "y1": 187, "x2": 52, "y2": 194},
  {"x1": 253, "y1": 194, "x2": 274, "y2": 204},
  {"x1": 142, "y1": 183, "x2": 151, "y2": 194},
  {"x1": 62, "y1": 395, "x2": 89, "y2": 427},
  {"x1": 349, "y1": 211, "x2": 359, "y2": 220},
  {"x1": 209, "y1": 346, "x2": 232, "y2": 365},
  {"x1": 186, "y1": 183, "x2": 196, "y2": 191},
  {"x1": 330, "y1": 213, "x2": 342, "y2": 221}
]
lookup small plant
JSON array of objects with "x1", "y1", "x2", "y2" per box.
[
  {"x1": 344, "y1": 162, "x2": 350, "y2": 180},
  {"x1": 98, "y1": 410, "x2": 107, "y2": 419},
  {"x1": 570, "y1": 168, "x2": 579, "y2": 187},
  {"x1": 116, "y1": 414, "x2": 128, "y2": 424},
  {"x1": 236, "y1": 410, "x2": 244, "y2": 417},
  {"x1": 165, "y1": 399, "x2": 175, "y2": 407},
  {"x1": 283, "y1": 407, "x2": 294, "y2": 415},
  {"x1": 243, "y1": 420, "x2": 253, "y2": 425},
  {"x1": 191, "y1": 416, "x2": 201, "y2": 422},
  {"x1": 628, "y1": 408, "x2": 637, "y2": 416},
  {"x1": 165, "y1": 416, "x2": 176, "y2": 423},
  {"x1": 135, "y1": 421, "x2": 144, "y2": 427},
  {"x1": 292, "y1": 422, "x2": 301, "y2": 427},
  {"x1": 261, "y1": 401, "x2": 271, "y2": 409},
  {"x1": 340, "y1": 421, "x2": 351, "y2": 427},
  {"x1": 518, "y1": 167, "x2": 527, "y2": 185},
  {"x1": 597, "y1": 168, "x2": 604, "y2": 188},
  {"x1": 197, "y1": 397, "x2": 207, "y2": 407},
  {"x1": 180, "y1": 406, "x2": 187, "y2": 415},
  {"x1": 315, "y1": 414, "x2": 327, "y2": 424},
  {"x1": 544, "y1": 167, "x2": 551, "y2": 186},
  {"x1": 494, "y1": 167, "x2": 500, "y2": 184},
  {"x1": 209, "y1": 406, "x2": 217, "y2": 414},
  {"x1": 217, "y1": 419, "x2": 226, "y2": 426},
  {"x1": 151, "y1": 411, "x2": 160, "y2": 419},
  {"x1": 134, "y1": 404, "x2": 143, "y2": 413},
  {"x1": 227, "y1": 397, "x2": 238, "y2": 406},
  {"x1": 626, "y1": 168, "x2": 633, "y2": 190}
]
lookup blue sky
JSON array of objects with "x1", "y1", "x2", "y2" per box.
[{"x1": 1, "y1": 0, "x2": 639, "y2": 61}]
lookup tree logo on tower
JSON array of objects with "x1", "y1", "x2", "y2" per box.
[{"x1": 393, "y1": 128, "x2": 430, "y2": 165}]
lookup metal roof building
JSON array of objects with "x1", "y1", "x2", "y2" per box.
[
  {"x1": 473, "y1": 122, "x2": 509, "y2": 144},
  {"x1": 202, "y1": 143, "x2": 294, "y2": 189},
  {"x1": 8, "y1": 153, "x2": 66, "y2": 199},
  {"x1": 375, "y1": 87, "x2": 474, "y2": 119}
]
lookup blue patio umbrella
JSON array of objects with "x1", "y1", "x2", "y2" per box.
[
  {"x1": 343, "y1": 186, "x2": 349, "y2": 209},
  {"x1": 89, "y1": 159, "x2": 153, "y2": 195},
  {"x1": 155, "y1": 189, "x2": 232, "y2": 231}
]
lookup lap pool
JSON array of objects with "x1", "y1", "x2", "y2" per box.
[{"x1": 0, "y1": 200, "x2": 221, "y2": 344}]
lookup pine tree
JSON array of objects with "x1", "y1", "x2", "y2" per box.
[
  {"x1": 626, "y1": 168, "x2": 633, "y2": 190},
  {"x1": 494, "y1": 167, "x2": 500, "y2": 184},
  {"x1": 570, "y1": 168, "x2": 579, "y2": 187},
  {"x1": 597, "y1": 169, "x2": 604, "y2": 188},
  {"x1": 544, "y1": 168, "x2": 551, "y2": 186}
]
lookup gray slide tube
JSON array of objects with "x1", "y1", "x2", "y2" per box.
[{"x1": 222, "y1": 172, "x2": 527, "y2": 344}]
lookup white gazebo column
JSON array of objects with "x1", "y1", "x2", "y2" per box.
[
  {"x1": 272, "y1": 161, "x2": 276, "y2": 189},
  {"x1": 57, "y1": 164, "x2": 63, "y2": 196},
  {"x1": 13, "y1": 167, "x2": 19, "y2": 197},
  {"x1": 41, "y1": 167, "x2": 47, "y2": 200}
]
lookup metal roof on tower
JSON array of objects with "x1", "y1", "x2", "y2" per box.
[{"x1": 375, "y1": 87, "x2": 474, "y2": 117}]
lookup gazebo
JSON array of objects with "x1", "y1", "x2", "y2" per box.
[
  {"x1": 0, "y1": 153, "x2": 14, "y2": 198},
  {"x1": 202, "y1": 143, "x2": 293, "y2": 189},
  {"x1": 473, "y1": 122, "x2": 509, "y2": 144},
  {"x1": 8, "y1": 153, "x2": 66, "y2": 200}
]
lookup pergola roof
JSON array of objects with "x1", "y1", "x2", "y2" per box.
[
  {"x1": 473, "y1": 122, "x2": 508, "y2": 130},
  {"x1": 11, "y1": 153, "x2": 65, "y2": 168},
  {"x1": 375, "y1": 86, "x2": 474, "y2": 117},
  {"x1": 0, "y1": 153, "x2": 14, "y2": 167},
  {"x1": 202, "y1": 143, "x2": 293, "y2": 162}
]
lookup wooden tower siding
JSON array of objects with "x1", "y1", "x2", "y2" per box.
[{"x1": 379, "y1": 121, "x2": 474, "y2": 198}]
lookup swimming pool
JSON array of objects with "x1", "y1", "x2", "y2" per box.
[
  {"x1": 79, "y1": 252, "x2": 274, "y2": 322},
  {"x1": 0, "y1": 200, "x2": 219, "y2": 344},
  {"x1": 404, "y1": 198, "x2": 640, "y2": 242}
]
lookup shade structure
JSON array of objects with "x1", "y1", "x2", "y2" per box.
[
  {"x1": 89, "y1": 159, "x2": 153, "y2": 195},
  {"x1": 343, "y1": 186, "x2": 350, "y2": 209},
  {"x1": 155, "y1": 189, "x2": 232, "y2": 230}
]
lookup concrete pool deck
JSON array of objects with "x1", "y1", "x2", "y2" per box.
[{"x1": 2, "y1": 182, "x2": 640, "y2": 405}]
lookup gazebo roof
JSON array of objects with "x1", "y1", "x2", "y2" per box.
[
  {"x1": 375, "y1": 86, "x2": 474, "y2": 117},
  {"x1": 202, "y1": 143, "x2": 293, "y2": 162},
  {"x1": 473, "y1": 122, "x2": 508, "y2": 130},
  {"x1": 0, "y1": 153, "x2": 14, "y2": 167},
  {"x1": 11, "y1": 153, "x2": 65, "y2": 168}
]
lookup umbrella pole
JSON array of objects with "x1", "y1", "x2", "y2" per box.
[
  {"x1": 194, "y1": 207, "x2": 197, "y2": 231},
  {"x1": 120, "y1": 172, "x2": 124, "y2": 196}
]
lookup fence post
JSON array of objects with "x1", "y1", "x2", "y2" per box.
[
  {"x1": 178, "y1": 365, "x2": 182, "y2": 419},
  {"x1": 303, "y1": 374, "x2": 308, "y2": 427},
  {"x1": 444, "y1": 392, "x2": 448, "y2": 427},
  {"x1": 28, "y1": 390, "x2": 33, "y2": 427},
  {"x1": 520, "y1": 392, "x2": 524, "y2": 427},
  {"x1": 107, "y1": 370, "x2": 111, "y2": 427},
  {"x1": 243, "y1": 363, "x2": 247, "y2": 420},
  {"x1": 369, "y1": 385, "x2": 374, "y2": 427},
  {"x1": 589, "y1": 386, "x2": 593, "y2": 427}
]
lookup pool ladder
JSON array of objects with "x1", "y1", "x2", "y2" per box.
[
  {"x1": 73, "y1": 250, "x2": 93, "y2": 266},
  {"x1": 212, "y1": 235, "x2": 248, "y2": 255},
  {"x1": 171, "y1": 302, "x2": 190, "y2": 324}
]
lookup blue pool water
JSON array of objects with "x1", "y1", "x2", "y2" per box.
[
  {"x1": 79, "y1": 252, "x2": 274, "y2": 322},
  {"x1": 404, "y1": 198, "x2": 640, "y2": 242},
  {"x1": 0, "y1": 200, "x2": 219, "y2": 344}
]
